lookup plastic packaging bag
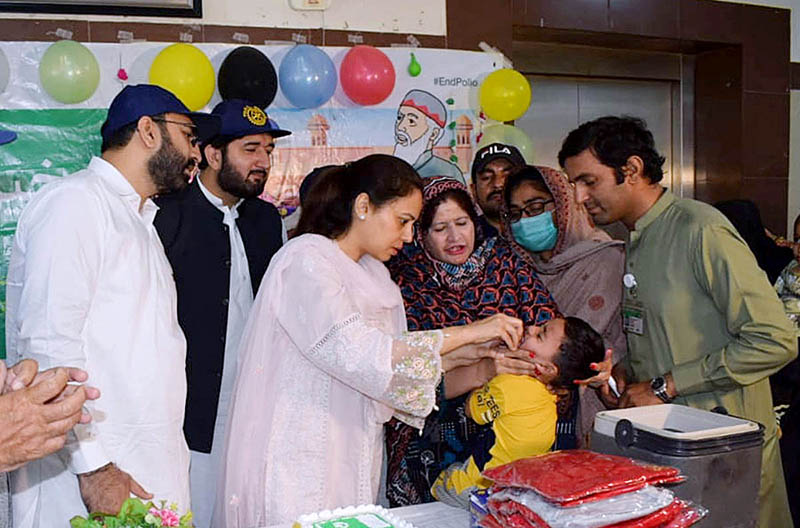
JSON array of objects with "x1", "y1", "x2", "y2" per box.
[
  {"x1": 479, "y1": 513, "x2": 507, "y2": 528},
  {"x1": 482, "y1": 450, "x2": 683, "y2": 506},
  {"x1": 482, "y1": 498, "x2": 707, "y2": 528},
  {"x1": 604, "y1": 499, "x2": 706, "y2": 528},
  {"x1": 489, "y1": 498, "x2": 548, "y2": 528},
  {"x1": 661, "y1": 501, "x2": 707, "y2": 528},
  {"x1": 488, "y1": 485, "x2": 675, "y2": 528}
]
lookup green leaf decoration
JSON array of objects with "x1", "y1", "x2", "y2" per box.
[{"x1": 68, "y1": 497, "x2": 194, "y2": 528}]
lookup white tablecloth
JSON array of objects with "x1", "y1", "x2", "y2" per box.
[{"x1": 266, "y1": 501, "x2": 471, "y2": 528}]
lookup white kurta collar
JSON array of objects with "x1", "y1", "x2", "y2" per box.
[
  {"x1": 197, "y1": 175, "x2": 243, "y2": 215},
  {"x1": 90, "y1": 156, "x2": 159, "y2": 224}
]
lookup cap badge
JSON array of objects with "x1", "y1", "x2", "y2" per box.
[{"x1": 243, "y1": 105, "x2": 267, "y2": 126}]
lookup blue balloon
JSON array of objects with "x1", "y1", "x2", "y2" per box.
[{"x1": 279, "y1": 44, "x2": 337, "y2": 109}]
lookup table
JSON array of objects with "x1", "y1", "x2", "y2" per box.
[
  {"x1": 267, "y1": 501, "x2": 471, "y2": 528},
  {"x1": 389, "y1": 502, "x2": 470, "y2": 528}
]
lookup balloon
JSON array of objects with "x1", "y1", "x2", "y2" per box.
[
  {"x1": 340, "y1": 45, "x2": 396, "y2": 106},
  {"x1": 149, "y1": 43, "x2": 215, "y2": 111},
  {"x1": 0, "y1": 47, "x2": 8, "y2": 94},
  {"x1": 278, "y1": 44, "x2": 337, "y2": 109},
  {"x1": 408, "y1": 52, "x2": 421, "y2": 77},
  {"x1": 479, "y1": 68, "x2": 532, "y2": 122},
  {"x1": 478, "y1": 124, "x2": 534, "y2": 163},
  {"x1": 218, "y1": 46, "x2": 277, "y2": 108},
  {"x1": 39, "y1": 40, "x2": 100, "y2": 104}
]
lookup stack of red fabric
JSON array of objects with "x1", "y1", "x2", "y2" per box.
[{"x1": 478, "y1": 450, "x2": 706, "y2": 528}]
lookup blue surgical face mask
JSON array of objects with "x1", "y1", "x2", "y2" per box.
[{"x1": 511, "y1": 210, "x2": 558, "y2": 252}]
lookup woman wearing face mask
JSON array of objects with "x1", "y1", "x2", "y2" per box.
[
  {"x1": 502, "y1": 165, "x2": 626, "y2": 447},
  {"x1": 384, "y1": 176, "x2": 560, "y2": 506}
]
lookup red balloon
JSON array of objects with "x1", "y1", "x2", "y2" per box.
[{"x1": 340, "y1": 45, "x2": 396, "y2": 105}]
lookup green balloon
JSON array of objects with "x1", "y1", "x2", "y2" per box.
[
  {"x1": 39, "y1": 40, "x2": 100, "y2": 104},
  {"x1": 408, "y1": 52, "x2": 421, "y2": 77}
]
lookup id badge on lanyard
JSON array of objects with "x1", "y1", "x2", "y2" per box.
[
  {"x1": 623, "y1": 302, "x2": 645, "y2": 335},
  {"x1": 622, "y1": 272, "x2": 645, "y2": 335}
]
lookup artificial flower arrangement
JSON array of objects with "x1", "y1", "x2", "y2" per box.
[{"x1": 70, "y1": 498, "x2": 193, "y2": 528}]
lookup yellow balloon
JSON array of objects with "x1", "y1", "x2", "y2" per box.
[
  {"x1": 479, "y1": 69, "x2": 532, "y2": 122},
  {"x1": 149, "y1": 43, "x2": 215, "y2": 111}
]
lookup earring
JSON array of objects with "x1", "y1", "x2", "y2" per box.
[{"x1": 358, "y1": 214, "x2": 366, "y2": 220}]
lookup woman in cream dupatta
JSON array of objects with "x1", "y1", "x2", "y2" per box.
[{"x1": 217, "y1": 155, "x2": 524, "y2": 527}]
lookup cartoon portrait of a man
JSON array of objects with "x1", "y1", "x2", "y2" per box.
[{"x1": 393, "y1": 89, "x2": 465, "y2": 184}]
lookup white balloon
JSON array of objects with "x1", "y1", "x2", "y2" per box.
[{"x1": 0, "y1": 47, "x2": 9, "y2": 94}]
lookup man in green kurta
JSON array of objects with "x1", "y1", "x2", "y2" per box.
[{"x1": 559, "y1": 116, "x2": 797, "y2": 528}]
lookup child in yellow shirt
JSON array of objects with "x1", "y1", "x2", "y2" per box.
[{"x1": 430, "y1": 316, "x2": 605, "y2": 508}]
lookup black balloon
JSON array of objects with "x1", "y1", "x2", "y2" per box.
[{"x1": 218, "y1": 46, "x2": 278, "y2": 108}]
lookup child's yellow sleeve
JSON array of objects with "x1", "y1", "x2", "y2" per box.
[{"x1": 468, "y1": 378, "x2": 506, "y2": 425}]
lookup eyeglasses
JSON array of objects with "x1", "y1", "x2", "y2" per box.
[
  {"x1": 505, "y1": 199, "x2": 555, "y2": 223},
  {"x1": 151, "y1": 118, "x2": 200, "y2": 147}
]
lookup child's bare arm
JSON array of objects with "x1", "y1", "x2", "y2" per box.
[{"x1": 444, "y1": 361, "x2": 491, "y2": 399}]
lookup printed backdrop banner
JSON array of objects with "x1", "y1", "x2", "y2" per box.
[{"x1": 0, "y1": 42, "x2": 500, "y2": 358}]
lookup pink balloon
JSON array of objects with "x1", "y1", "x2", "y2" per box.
[{"x1": 340, "y1": 45, "x2": 396, "y2": 105}]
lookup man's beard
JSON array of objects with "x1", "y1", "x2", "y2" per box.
[
  {"x1": 217, "y1": 154, "x2": 267, "y2": 199},
  {"x1": 478, "y1": 190, "x2": 504, "y2": 221},
  {"x1": 148, "y1": 134, "x2": 195, "y2": 195},
  {"x1": 393, "y1": 127, "x2": 437, "y2": 167}
]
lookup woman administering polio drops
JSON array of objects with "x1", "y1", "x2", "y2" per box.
[
  {"x1": 217, "y1": 155, "x2": 525, "y2": 526},
  {"x1": 502, "y1": 165, "x2": 625, "y2": 446},
  {"x1": 384, "y1": 176, "x2": 561, "y2": 506}
]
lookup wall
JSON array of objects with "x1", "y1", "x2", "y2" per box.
[
  {"x1": 0, "y1": 0, "x2": 447, "y2": 36},
  {"x1": 720, "y1": 0, "x2": 797, "y2": 233},
  {"x1": 718, "y1": 0, "x2": 797, "y2": 61},
  {"x1": 2, "y1": 0, "x2": 797, "y2": 231}
]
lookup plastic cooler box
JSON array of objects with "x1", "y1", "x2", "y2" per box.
[{"x1": 591, "y1": 404, "x2": 763, "y2": 528}]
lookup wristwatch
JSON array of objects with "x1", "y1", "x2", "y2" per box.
[{"x1": 650, "y1": 376, "x2": 673, "y2": 403}]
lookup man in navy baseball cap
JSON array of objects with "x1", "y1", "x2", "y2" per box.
[
  {"x1": 153, "y1": 98, "x2": 290, "y2": 528},
  {"x1": 7, "y1": 85, "x2": 222, "y2": 522},
  {"x1": 195, "y1": 98, "x2": 291, "y2": 201},
  {"x1": 204, "y1": 98, "x2": 291, "y2": 145},
  {"x1": 101, "y1": 84, "x2": 220, "y2": 147},
  {"x1": 100, "y1": 84, "x2": 221, "y2": 198}
]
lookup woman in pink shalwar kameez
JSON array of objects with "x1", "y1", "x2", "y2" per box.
[{"x1": 217, "y1": 155, "x2": 525, "y2": 527}]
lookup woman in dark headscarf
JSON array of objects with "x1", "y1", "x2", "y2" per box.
[
  {"x1": 714, "y1": 199, "x2": 794, "y2": 284},
  {"x1": 384, "y1": 176, "x2": 559, "y2": 506}
]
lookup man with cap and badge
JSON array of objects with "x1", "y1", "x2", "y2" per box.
[
  {"x1": 153, "y1": 99, "x2": 289, "y2": 528},
  {"x1": 6, "y1": 84, "x2": 219, "y2": 527},
  {"x1": 470, "y1": 142, "x2": 526, "y2": 237}
]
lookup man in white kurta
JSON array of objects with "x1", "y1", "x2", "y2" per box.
[{"x1": 6, "y1": 84, "x2": 220, "y2": 527}]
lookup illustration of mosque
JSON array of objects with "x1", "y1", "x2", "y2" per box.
[{"x1": 263, "y1": 113, "x2": 475, "y2": 207}]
